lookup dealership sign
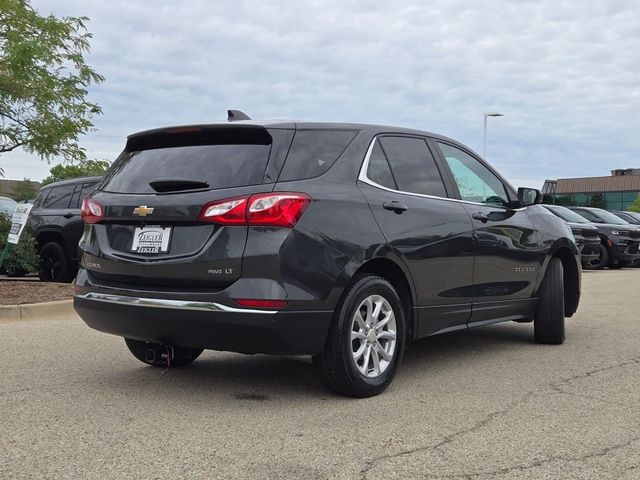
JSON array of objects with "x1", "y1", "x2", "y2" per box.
[{"x1": 7, "y1": 203, "x2": 33, "y2": 245}]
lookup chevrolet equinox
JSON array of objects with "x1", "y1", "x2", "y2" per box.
[{"x1": 74, "y1": 113, "x2": 581, "y2": 397}]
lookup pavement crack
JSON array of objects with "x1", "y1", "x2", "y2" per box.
[
  {"x1": 359, "y1": 356, "x2": 640, "y2": 479},
  {"x1": 359, "y1": 391, "x2": 534, "y2": 479},
  {"x1": 446, "y1": 436, "x2": 640, "y2": 479},
  {"x1": 549, "y1": 355, "x2": 640, "y2": 407}
]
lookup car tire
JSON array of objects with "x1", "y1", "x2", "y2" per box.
[
  {"x1": 583, "y1": 243, "x2": 608, "y2": 270},
  {"x1": 38, "y1": 241, "x2": 73, "y2": 283},
  {"x1": 124, "y1": 338, "x2": 203, "y2": 367},
  {"x1": 534, "y1": 257, "x2": 565, "y2": 345},
  {"x1": 313, "y1": 275, "x2": 406, "y2": 398}
]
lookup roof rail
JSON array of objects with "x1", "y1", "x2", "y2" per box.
[{"x1": 227, "y1": 109, "x2": 251, "y2": 121}]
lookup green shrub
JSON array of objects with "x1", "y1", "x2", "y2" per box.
[{"x1": 0, "y1": 213, "x2": 39, "y2": 276}]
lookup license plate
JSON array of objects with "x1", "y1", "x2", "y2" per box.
[{"x1": 131, "y1": 226, "x2": 171, "y2": 254}]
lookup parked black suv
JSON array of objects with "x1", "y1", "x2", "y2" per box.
[
  {"x1": 27, "y1": 176, "x2": 101, "y2": 282},
  {"x1": 568, "y1": 206, "x2": 640, "y2": 269},
  {"x1": 74, "y1": 118, "x2": 581, "y2": 397},
  {"x1": 542, "y1": 205, "x2": 600, "y2": 267}
]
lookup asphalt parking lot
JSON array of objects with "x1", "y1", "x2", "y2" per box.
[{"x1": 1, "y1": 270, "x2": 639, "y2": 480}]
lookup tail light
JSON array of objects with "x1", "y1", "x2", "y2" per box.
[
  {"x1": 199, "y1": 192, "x2": 310, "y2": 228},
  {"x1": 81, "y1": 198, "x2": 104, "y2": 224}
]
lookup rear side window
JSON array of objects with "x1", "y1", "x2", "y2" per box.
[
  {"x1": 101, "y1": 128, "x2": 277, "y2": 194},
  {"x1": 378, "y1": 137, "x2": 447, "y2": 197},
  {"x1": 366, "y1": 141, "x2": 397, "y2": 190},
  {"x1": 42, "y1": 185, "x2": 75, "y2": 209},
  {"x1": 278, "y1": 130, "x2": 357, "y2": 182}
]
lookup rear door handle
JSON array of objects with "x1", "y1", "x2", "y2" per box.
[
  {"x1": 472, "y1": 212, "x2": 489, "y2": 223},
  {"x1": 383, "y1": 201, "x2": 408, "y2": 214},
  {"x1": 63, "y1": 212, "x2": 74, "y2": 219}
]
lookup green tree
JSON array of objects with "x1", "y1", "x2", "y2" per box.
[
  {"x1": 11, "y1": 177, "x2": 36, "y2": 201},
  {"x1": 0, "y1": 0, "x2": 104, "y2": 171},
  {"x1": 41, "y1": 159, "x2": 110, "y2": 185},
  {"x1": 0, "y1": 212, "x2": 39, "y2": 275},
  {"x1": 628, "y1": 195, "x2": 640, "y2": 213}
]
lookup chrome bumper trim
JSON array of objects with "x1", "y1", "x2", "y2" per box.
[{"x1": 74, "y1": 292, "x2": 277, "y2": 315}]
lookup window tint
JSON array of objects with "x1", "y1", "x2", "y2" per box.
[
  {"x1": 378, "y1": 137, "x2": 446, "y2": 197},
  {"x1": 438, "y1": 143, "x2": 508, "y2": 206},
  {"x1": 42, "y1": 185, "x2": 75, "y2": 209},
  {"x1": 366, "y1": 141, "x2": 396, "y2": 189},
  {"x1": 80, "y1": 182, "x2": 98, "y2": 201},
  {"x1": 101, "y1": 144, "x2": 271, "y2": 194},
  {"x1": 278, "y1": 130, "x2": 357, "y2": 181}
]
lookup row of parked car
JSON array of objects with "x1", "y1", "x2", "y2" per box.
[
  {"x1": 7, "y1": 174, "x2": 640, "y2": 282},
  {"x1": 543, "y1": 204, "x2": 640, "y2": 269}
]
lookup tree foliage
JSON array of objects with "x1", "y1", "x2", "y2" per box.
[
  {"x1": 0, "y1": 212, "x2": 39, "y2": 275},
  {"x1": 11, "y1": 177, "x2": 36, "y2": 201},
  {"x1": 628, "y1": 195, "x2": 640, "y2": 213},
  {"x1": 41, "y1": 158, "x2": 110, "y2": 185},
  {"x1": 0, "y1": 0, "x2": 104, "y2": 165}
]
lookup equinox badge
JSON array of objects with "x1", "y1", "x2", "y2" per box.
[{"x1": 133, "y1": 206, "x2": 154, "y2": 217}]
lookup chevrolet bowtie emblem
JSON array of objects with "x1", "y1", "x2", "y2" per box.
[{"x1": 133, "y1": 206, "x2": 154, "y2": 216}]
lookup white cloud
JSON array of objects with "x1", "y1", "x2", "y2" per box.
[{"x1": 2, "y1": 0, "x2": 639, "y2": 190}]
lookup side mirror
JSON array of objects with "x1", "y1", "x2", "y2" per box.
[{"x1": 517, "y1": 187, "x2": 542, "y2": 207}]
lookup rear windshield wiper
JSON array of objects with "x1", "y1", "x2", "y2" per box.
[{"x1": 149, "y1": 179, "x2": 210, "y2": 193}]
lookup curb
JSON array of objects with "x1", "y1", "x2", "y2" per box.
[{"x1": 0, "y1": 299, "x2": 75, "y2": 323}]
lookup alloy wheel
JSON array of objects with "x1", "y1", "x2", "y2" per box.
[{"x1": 350, "y1": 294, "x2": 397, "y2": 378}]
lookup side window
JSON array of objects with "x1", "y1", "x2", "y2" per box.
[
  {"x1": 80, "y1": 182, "x2": 98, "y2": 201},
  {"x1": 279, "y1": 129, "x2": 357, "y2": 181},
  {"x1": 437, "y1": 143, "x2": 509, "y2": 206},
  {"x1": 378, "y1": 136, "x2": 447, "y2": 197},
  {"x1": 366, "y1": 141, "x2": 397, "y2": 190},
  {"x1": 42, "y1": 185, "x2": 75, "y2": 209}
]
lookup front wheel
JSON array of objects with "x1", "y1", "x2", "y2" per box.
[
  {"x1": 124, "y1": 338, "x2": 203, "y2": 367},
  {"x1": 534, "y1": 258, "x2": 565, "y2": 345},
  {"x1": 314, "y1": 275, "x2": 406, "y2": 398}
]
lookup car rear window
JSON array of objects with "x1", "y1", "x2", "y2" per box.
[
  {"x1": 278, "y1": 129, "x2": 357, "y2": 181},
  {"x1": 100, "y1": 127, "x2": 277, "y2": 194}
]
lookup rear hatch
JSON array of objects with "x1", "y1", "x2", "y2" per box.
[{"x1": 83, "y1": 124, "x2": 293, "y2": 289}]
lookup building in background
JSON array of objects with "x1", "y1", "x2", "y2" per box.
[{"x1": 542, "y1": 168, "x2": 640, "y2": 210}]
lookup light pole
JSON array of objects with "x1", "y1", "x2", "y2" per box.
[{"x1": 483, "y1": 112, "x2": 504, "y2": 158}]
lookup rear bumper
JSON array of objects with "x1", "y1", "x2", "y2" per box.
[{"x1": 74, "y1": 292, "x2": 333, "y2": 355}]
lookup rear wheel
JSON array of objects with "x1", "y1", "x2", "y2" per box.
[
  {"x1": 534, "y1": 258, "x2": 565, "y2": 345},
  {"x1": 124, "y1": 338, "x2": 203, "y2": 367},
  {"x1": 583, "y1": 243, "x2": 608, "y2": 270},
  {"x1": 314, "y1": 275, "x2": 406, "y2": 398},
  {"x1": 38, "y1": 241, "x2": 73, "y2": 282}
]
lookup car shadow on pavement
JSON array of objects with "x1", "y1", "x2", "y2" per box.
[{"x1": 95, "y1": 322, "x2": 536, "y2": 399}]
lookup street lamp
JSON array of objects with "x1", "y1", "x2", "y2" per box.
[{"x1": 483, "y1": 112, "x2": 504, "y2": 158}]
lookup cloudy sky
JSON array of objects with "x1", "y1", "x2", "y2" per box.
[{"x1": 2, "y1": 0, "x2": 639, "y2": 188}]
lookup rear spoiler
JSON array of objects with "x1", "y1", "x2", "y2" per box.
[{"x1": 125, "y1": 124, "x2": 272, "y2": 152}]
